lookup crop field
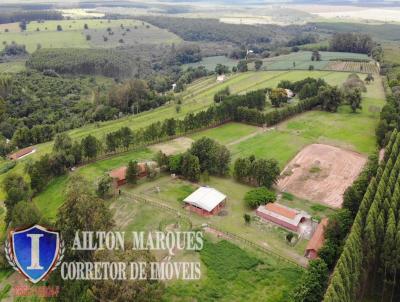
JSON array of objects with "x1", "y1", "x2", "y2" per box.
[
  {"x1": 260, "y1": 51, "x2": 375, "y2": 73},
  {"x1": 0, "y1": 19, "x2": 181, "y2": 52},
  {"x1": 327, "y1": 61, "x2": 379, "y2": 74}
]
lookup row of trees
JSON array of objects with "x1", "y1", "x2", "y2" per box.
[
  {"x1": 323, "y1": 129, "x2": 400, "y2": 301},
  {"x1": 293, "y1": 151, "x2": 379, "y2": 302},
  {"x1": 330, "y1": 32, "x2": 374, "y2": 54}
]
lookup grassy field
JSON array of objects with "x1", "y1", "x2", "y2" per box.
[
  {"x1": 0, "y1": 19, "x2": 181, "y2": 52},
  {"x1": 230, "y1": 96, "x2": 384, "y2": 167},
  {"x1": 189, "y1": 122, "x2": 259, "y2": 144},
  {"x1": 163, "y1": 238, "x2": 303, "y2": 302}
]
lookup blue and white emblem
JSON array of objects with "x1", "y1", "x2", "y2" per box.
[{"x1": 5, "y1": 225, "x2": 64, "y2": 283}]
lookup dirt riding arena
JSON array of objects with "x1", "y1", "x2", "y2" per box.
[
  {"x1": 150, "y1": 137, "x2": 194, "y2": 156},
  {"x1": 277, "y1": 144, "x2": 367, "y2": 208}
]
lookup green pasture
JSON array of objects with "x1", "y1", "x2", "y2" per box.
[
  {"x1": 0, "y1": 31, "x2": 89, "y2": 52},
  {"x1": 189, "y1": 122, "x2": 259, "y2": 144},
  {"x1": 0, "y1": 18, "x2": 181, "y2": 52},
  {"x1": 25, "y1": 19, "x2": 140, "y2": 32},
  {"x1": 230, "y1": 96, "x2": 384, "y2": 167}
]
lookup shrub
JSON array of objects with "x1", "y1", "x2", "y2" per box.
[{"x1": 244, "y1": 187, "x2": 276, "y2": 209}]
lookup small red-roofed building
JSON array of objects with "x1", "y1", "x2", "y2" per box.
[
  {"x1": 305, "y1": 218, "x2": 329, "y2": 260},
  {"x1": 7, "y1": 146, "x2": 36, "y2": 160},
  {"x1": 256, "y1": 202, "x2": 311, "y2": 232}
]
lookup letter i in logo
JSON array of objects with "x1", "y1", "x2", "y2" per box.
[{"x1": 27, "y1": 234, "x2": 44, "y2": 270}]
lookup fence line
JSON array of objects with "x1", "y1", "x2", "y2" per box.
[{"x1": 122, "y1": 191, "x2": 306, "y2": 269}]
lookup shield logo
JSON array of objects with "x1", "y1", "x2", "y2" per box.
[{"x1": 8, "y1": 225, "x2": 61, "y2": 283}]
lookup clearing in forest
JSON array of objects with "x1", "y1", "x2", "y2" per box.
[{"x1": 277, "y1": 144, "x2": 367, "y2": 208}]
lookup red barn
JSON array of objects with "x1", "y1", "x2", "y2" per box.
[
  {"x1": 305, "y1": 218, "x2": 329, "y2": 259},
  {"x1": 183, "y1": 187, "x2": 226, "y2": 216},
  {"x1": 256, "y1": 203, "x2": 311, "y2": 232}
]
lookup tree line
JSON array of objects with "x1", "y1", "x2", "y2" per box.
[
  {"x1": 323, "y1": 129, "x2": 400, "y2": 302},
  {"x1": 0, "y1": 10, "x2": 62, "y2": 24}
]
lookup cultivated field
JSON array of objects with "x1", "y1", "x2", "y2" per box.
[
  {"x1": 327, "y1": 61, "x2": 379, "y2": 74},
  {"x1": 260, "y1": 51, "x2": 377, "y2": 73},
  {"x1": 277, "y1": 144, "x2": 367, "y2": 208}
]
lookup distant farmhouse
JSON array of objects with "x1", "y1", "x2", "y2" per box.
[
  {"x1": 184, "y1": 187, "x2": 226, "y2": 216},
  {"x1": 256, "y1": 202, "x2": 311, "y2": 233},
  {"x1": 7, "y1": 146, "x2": 36, "y2": 160}
]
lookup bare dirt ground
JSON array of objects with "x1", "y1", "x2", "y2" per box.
[
  {"x1": 277, "y1": 144, "x2": 367, "y2": 208},
  {"x1": 150, "y1": 137, "x2": 194, "y2": 156}
]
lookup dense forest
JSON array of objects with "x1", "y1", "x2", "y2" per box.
[
  {"x1": 27, "y1": 48, "x2": 136, "y2": 79},
  {"x1": 0, "y1": 72, "x2": 175, "y2": 152},
  {"x1": 0, "y1": 10, "x2": 62, "y2": 24},
  {"x1": 136, "y1": 16, "x2": 290, "y2": 45}
]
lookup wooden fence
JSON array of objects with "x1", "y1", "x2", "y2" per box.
[{"x1": 122, "y1": 191, "x2": 306, "y2": 269}]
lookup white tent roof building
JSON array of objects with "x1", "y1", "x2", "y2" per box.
[{"x1": 183, "y1": 187, "x2": 226, "y2": 212}]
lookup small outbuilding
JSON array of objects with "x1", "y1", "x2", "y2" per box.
[
  {"x1": 216, "y1": 75, "x2": 226, "y2": 82},
  {"x1": 7, "y1": 146, "x2": 36, "y2": 161},
  {"x1": 109, "y1": 161, "x2": 158, "y2": 187},
  {"x1": 305, "y1": 218, "x2": 329, "y2": 259},
  {"x1": 256, "y1": 202, "x2": 311, "y2": 232},
  {"x1": 183, "y1": 187, "x2": 226, "y2": 216},
  {"x1": 109, "y1": 166, "x2": 128, "y2": 187}
]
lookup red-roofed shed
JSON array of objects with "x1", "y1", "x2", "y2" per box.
[
  {"x1": 7, "y1": 146, "x2": 36, "y2": 160},
  {"x1": 305, "y1": 218, "x2": 329, "y2": 259}
]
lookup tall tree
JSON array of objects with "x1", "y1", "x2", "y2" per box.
[{"x1": 126, "y1": 160, "x2": 139, "y2": 184}]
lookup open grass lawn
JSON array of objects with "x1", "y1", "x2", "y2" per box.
[{"x1": 189, "y1": 122, "x2": 259, "y2": 144}]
